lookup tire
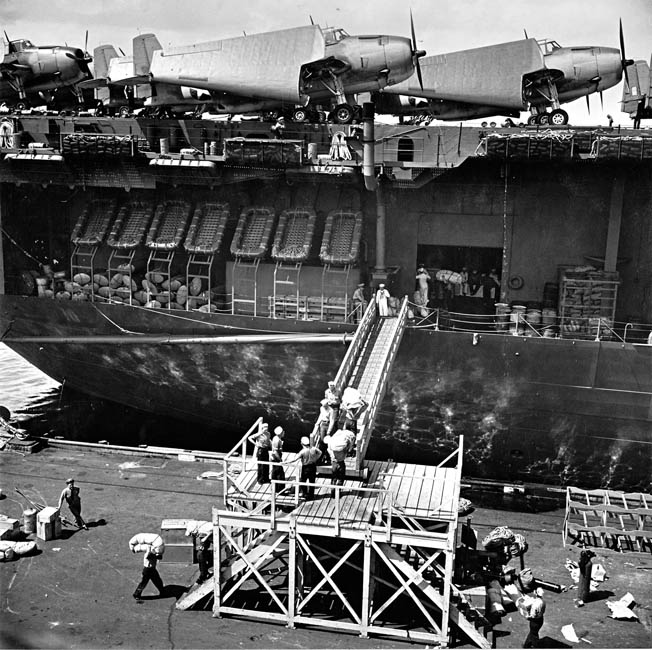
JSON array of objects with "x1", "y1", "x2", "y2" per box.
[
  {"x1": 538, "y1": 113, "x2": 550, "y2": 125},
  {"x1": 527, "y1": 115, "x2": 538, "y2": 125},
  {"x1": 16, "y1": 101, "x2": 27, "y2": 112},
  {"x1": 292, "y1": 108, "x2": 308, "y2": 123},
  {"x1": 332, "y1": 103, "x2": 354, "y2": 124},
  {"x1": 549, "y1": 109, "x2": 568, "y2": 126},
  {"x1": 118, "y1": 106, "x2": 130, "y2": 118}
]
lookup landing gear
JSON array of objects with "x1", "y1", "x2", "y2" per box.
[
  {"x1": 15, "y1": 101, "x2": 28, "y2": 112},
  {"x1": 331, "y1": 103, "x2": 354, "y2": 124},
  {"x1": 118, "y1": 106, "x2": 131, "y2": 118},
  {"x1": 548, "y1": 108, "x2": 569, "y2": 125},
  {"x1": 527, "y1": 115, "x2": 539, "y2": 126},
  {"x1": 291, "y1": 107, "x2": 308, "y2": 123}
]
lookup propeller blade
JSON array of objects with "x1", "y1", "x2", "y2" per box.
[
  {"x1": 619, "y1": 18, "x2": 631, "y2": 89},
  {"x1": 523, "y1": 29, "x2": 529, "y2": 39},
  {"x1": 84, "y1": 29, "x2": 88, "y2": 53},
  {"x1": 410, "y1": 9, "x2": 425, "y2": 90},
  {"x1": 585, "y1": 94, "x2": 590, "y2": 114},
  {"x1": 600, "y1": 91, "x2": 604, "y2": 110}
]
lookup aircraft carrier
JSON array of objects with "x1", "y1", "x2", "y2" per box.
[{"x1": 0, "y1": 112, "x2": 650, "y2": 490}]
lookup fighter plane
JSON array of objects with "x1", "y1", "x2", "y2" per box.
[
  {"x1": 148, "y1": 20, "x2": 425, "y2": 123},
  {"x1": 0, "y1": 33, "x2": 92, "y2": 110},
  {"x1": 372, "y1": 22, "x2": 634, "y2": 126},
  {"x1": 621, "y1": 57, "x2": 652, "y2": 128}
]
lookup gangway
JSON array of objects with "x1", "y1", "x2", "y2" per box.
[{"x1": 329, "y1": 295, "x2": 410, "y2": 472}]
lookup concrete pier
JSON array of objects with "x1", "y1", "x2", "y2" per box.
[{"x1": 0, "y1": 444, "x2": 650, "y2": 649}]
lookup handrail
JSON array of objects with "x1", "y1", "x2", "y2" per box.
[
  {"x1": 332, "y1": 298, "x2": 377, "y2": 395},
  {"x1": 355, "y1": 295, "x2": 409, "y2": 467}
]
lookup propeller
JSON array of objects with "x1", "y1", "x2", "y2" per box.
[
  {"x1": 410, "y1": 9, "x2": 425, "y2": 90},
  {"x1": 65, "y1": 30, "x2": 92, "y2": 64},
  {"x1": 619, "y1": 19, "x2": 634, "y2": 89}
]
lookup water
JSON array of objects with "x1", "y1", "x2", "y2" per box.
[
  {"x1": 0, "y1": 343, "x2": 234, "y2": 450},
  {"x1": 0, "y1": 343, "x2": 61, "y2": 419}
]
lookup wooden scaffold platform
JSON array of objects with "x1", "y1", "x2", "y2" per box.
[{"x1": 176, "y1": 418, "x2": 490, "y2": 648}]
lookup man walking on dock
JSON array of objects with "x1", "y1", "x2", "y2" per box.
[
  {"x1": 133, "y1": 546, "x2": 165, "y2": 600},
  {"x1": 57, "y1": 478, "x2": 88, "y2": 530}
]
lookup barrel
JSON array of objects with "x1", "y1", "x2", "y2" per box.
[
  {"x1": 36, "y1": 277, "x2": 49, "y2": 297},
  {"x1": 525, "y1": 308, "x2": 542, "y2": 327},
  {"x1": 494, "y1": 303, "x2": 510, "y2": 331},
  {"x1": 510, "y1": 305, "x2": 527, "y2": 334},
  {"x1": 23, "y1": 509, "x2": 37, "y2": 535}
]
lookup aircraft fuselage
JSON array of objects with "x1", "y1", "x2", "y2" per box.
[{"x1": 0, "y1": 44, "x2": 90, "y2": 104}]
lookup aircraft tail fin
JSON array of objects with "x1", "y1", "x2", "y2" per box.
[
  {"x1": 93, "y1": 44, "x2": 119, "y2": 80},
  {"x1": 133, "y1": 33, "x2": 162, "y2": 76},
  {"x1": 621, "y1": 58, "x2": 651, "y2": 118}
]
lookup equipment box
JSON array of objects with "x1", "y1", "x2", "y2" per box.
[
  {"x1": 0, "y1": 517, "x2": 20, "y2": 540},
  {"x1": 161, "y1": 518, "x2": 195, "y2": 564},
  {"x1": 37, "y1": 507, "x2": 61, "y2": 541}
]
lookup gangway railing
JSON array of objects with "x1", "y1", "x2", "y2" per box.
[
  {"x1": 320, "y1": 295, "x2": 409, "y2": 471},
  {"x1": 353, "y1": 296, "x2": 409, "y2": 468}
]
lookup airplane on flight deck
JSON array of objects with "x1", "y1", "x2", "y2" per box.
[
  {"x1": 80, "y1": 34, "x2": 218, "y2": 118},
  {"x1": 621, "y1": 57, "x2": 652, "y2": 128},
  {"x1": 371, "y1": 22, "x2": 635, "y2": 126},
  {"x1": 147, "y1": 20, "x2": 426, "y2": 124},
  {"x1": 0, "y1": 33, "x2": 92, "y2": 110}
]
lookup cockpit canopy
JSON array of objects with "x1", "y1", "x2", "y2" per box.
[
  {"x1": 537, "y1": 39, "x2": 562, "y2": 55},
  {"x1": 323, "y1": 27, "x2": 350, "y2": 46}
]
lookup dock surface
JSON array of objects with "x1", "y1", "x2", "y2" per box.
[{"x1": 1, "y1": 444, "x2": 651, "y2": 649}]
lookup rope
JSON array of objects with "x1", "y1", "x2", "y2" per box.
[{"x1": 1, "y1": 227, "x2": 48, "y2": 268}]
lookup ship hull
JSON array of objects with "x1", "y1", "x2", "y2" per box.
[{"x1": 2, "y1": 294, "x2": 650, "y2": 489}]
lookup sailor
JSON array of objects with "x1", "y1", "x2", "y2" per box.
[
  {"x1": 518, "y1": 587, "x2": 546, "y2": 648},
  {"x1": 298, "y1": 436, "x2": 321, "y2": 500},
  {"x1": 270, "y1": 116, "x2": 285, "y2": 139},
  {"x1": 324, "y1": 381, "x2": 341, "y2": 436},
  {"x1": 415, "y1": 265, "x2": 431, "y2": 306},
  {"x1": 186, "y1": 522, "x2": 213, "y2": 584},
  {"x1": 313, "y1": 398, "x2": 331, "y2": 460},
  {"x1": 248, "y1": 422, "x2": 272, "y2": 485},
  {"x1": 375, "y1": 283, "x2": 390, "y2": 317},
  {"x1": 270, "y1": 426, "x2": 286, "y2": 493},
  {"x1": 57, "y1": 478, "x2": 88, "y2": 530},
  {"x1": 351, "y1": 283, "x2": 367, "y2": 322},
  {"x1": 133, "y1": 545, "x2": 165, "y2": 600},
  {"x1": 327, "y1": 428, "x2": 355, "y2": 486}
]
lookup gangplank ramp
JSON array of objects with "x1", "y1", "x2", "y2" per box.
[{"x1": 331, "y1": 296, "x2": 409, "y2": 470}]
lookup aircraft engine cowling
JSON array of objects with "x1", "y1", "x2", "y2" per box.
[{"x1": 180, "y1": 86, "x2": 212, "y2": 102}]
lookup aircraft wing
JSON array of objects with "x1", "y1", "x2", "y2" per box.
[
  {"x1": 621, "y1": 58, "x2": 651, "y2": 116},
  {"x1": 382, "y1": 39, "x2": 544, "y2": 109},
  {"x1": 150, "y1": 25, "x2": 325, "y2": 103}
]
